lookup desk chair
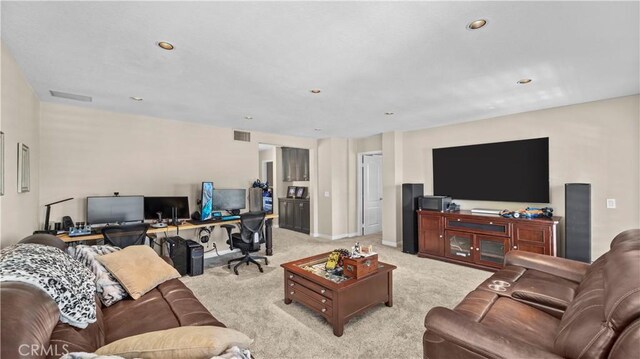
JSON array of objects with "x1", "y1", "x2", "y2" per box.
[
  {"x1": 223, "y1": 212, "x2": 269, "y2": 275},
  {"x1": 101, "y1": 223, "x2": 150, "y2": 249}
]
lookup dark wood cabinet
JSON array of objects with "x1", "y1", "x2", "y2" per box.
[
  {"x1": 418, "y1": 213, "x2": 444, "y2": 256},
  {"x1": 417, "y1": 210, "x2": 559, "y2": 271},
  {"x1": 282, "y1": 147, "x2": 310, "y2": 182},
  {"x1": 279, "y1": 198, "x2": 310, "y2": 234}
]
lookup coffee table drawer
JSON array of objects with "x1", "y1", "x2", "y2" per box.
[
  {"x1": 287, "y1": 273, "x2": 333, "y2": 299},
  {"x1": 289, "y1": 286, "x2": 333, "y2": 319},
  {"x1": 287, "y1": 280, "x2": 333, "y2": 307}
]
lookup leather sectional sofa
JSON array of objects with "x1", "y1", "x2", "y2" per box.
[
  {"x1": 424, "y1": 229, "x2": 640, "y2": 359},
  {"x1": 1, "y1": 234, "x2": 224, "y2": 359}
]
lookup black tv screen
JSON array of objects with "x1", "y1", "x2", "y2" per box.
[{"x1": 433, "y1": 138, "x2": 549, "y2": 203}]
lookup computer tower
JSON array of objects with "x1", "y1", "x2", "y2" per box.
[
  {"x1": 402, "y1": 183, "x2": 424, "y2": 254},
  {"x1": 565, "y1": 183, "x2": 591, "y2": 263},
  {"x1": 165, "y1": 236, "x2": 187, "y2": 276},
  {"x1": 185, "y1": 239, "x2": 204, "y2": 276}
]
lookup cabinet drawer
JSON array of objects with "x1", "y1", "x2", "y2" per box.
[
  {"x1": 288, "y1": 285, "x2": 333, "y2": 319},
  {"x1": 445, "y1": 217, "x2": 511, "y2": 237},
  {"x1": 287, "y1": 280, "x2": 332, "y2": 307},
  {"x1": 287, "y1": 273, "x2": 333, "y2": 299}
]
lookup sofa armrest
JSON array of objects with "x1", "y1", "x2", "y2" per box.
[
  {"x1": 505, "y1": 250, "x2": 588, "y2": 283},
  {"x1": 425, "y1": 307, "x2": 563, "y2": 359}
]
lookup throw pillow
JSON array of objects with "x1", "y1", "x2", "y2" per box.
[
  {"x1": 97, "y1": 245, "x2": 180, "y2": 300},
  {"x1": 68, "y1": 245, "x2": 128, "y2": 306},
  {"x1": 94, "y1": 326, "x2": 253, "y2": 359}
]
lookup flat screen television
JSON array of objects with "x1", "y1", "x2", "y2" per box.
[
  {"x1": 87, "y1": 195, "x2": 144, "y2": 225},
  {"x1": 201, "y1": 182, "x2": 214, "y2": 221},
  {"x1": 433, "y1": 138, "x2": 549, "y2": 203},
  {"x1": 212, "y1": 189, "x2": 246, "y2": 212},
  {"x1": 143, "y1": 196, "x2": 190, "y2": 220}
]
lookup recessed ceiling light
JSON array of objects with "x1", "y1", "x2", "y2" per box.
[
  {"x1": 310, "y1": 89, "x2": 321, "y2": 94},
  {"x1": 314, "y1": 128, "x2": 322, "y2": 131},
  {"x1": 467, "y1": 19, "x2": 487, "y2": 30},
  {"x1": 130, "y1": 96, "x2": 143, "y2": 101},
  {"x1": 385, "y1": 112, "x2": 395, "y2": 115},
  {"x1": 244, "y1": 116, "x2": 253, "y2": 120},
  {"x1": 157, "y1": 41, "x2": 174, "y2": 50},
  {"x1": 517, "y1": 79, "x2": 533, "y2": 84}
]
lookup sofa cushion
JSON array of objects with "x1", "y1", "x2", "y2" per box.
[
  {"x1": 102, "y1": 279, "x2": 223, "y2": 344},
  {"x1": 481, "y1": 297, "x2": 560, "y2": 352},
  {"x1": 511, "y1": 276, "x2": 576, "y2": 310},
  {"x1": 48, "y1": 296, "x2": 105, "y2": 358},
  {"x1": 97, "y1": 245, "x2": 180, "y2": 300},
  {"x1": 452, "y1": 290, "x2": 498, "y2": 323},
  {"x1": 95, "y1": 326, "x2": 252, "y2": 359}
]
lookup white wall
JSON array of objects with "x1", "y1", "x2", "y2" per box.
[
  {"x1": 0, "y1": 43, "x2": 41, "y2": 246},
  {"x1": 398, "y1": 95, "x2": 640, "y2": 258},
  {"x1": 38, "y1": 102, "x2": 317, "y2": 243}
]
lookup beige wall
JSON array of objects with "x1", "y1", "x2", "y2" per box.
[
  {"x1": 0, "y1": 43, "x2": 41, "y2": 246},
  {"x1": 399, "y1": 95, "x2": 640, "y2": 258},
  {"x1": 38, "y1": 103, "x2": 316, "y2": 243}
]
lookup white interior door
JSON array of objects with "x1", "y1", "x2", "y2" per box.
[{"x1": 363, "y1": 154, "x2": 383, "y2": 235}]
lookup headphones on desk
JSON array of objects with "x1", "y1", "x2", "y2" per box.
[{"x1": 198, "y1": 227, "x2": 211, "y2": 243}]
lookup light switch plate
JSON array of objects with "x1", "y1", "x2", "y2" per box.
[
  {"x1": 324, "y1": 191, "x2": 330, "y2": 197},
  {"x1": 606, "y1": 199, "x2": 616, "y2": 209}
]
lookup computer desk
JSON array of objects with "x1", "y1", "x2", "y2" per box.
[{"x1": 56, "y1": 213, "x2": 278, "y2": 256}]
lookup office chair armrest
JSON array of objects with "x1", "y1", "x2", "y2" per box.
[{"x1": 221, "y1": 224, "x2": 235, "y2": 249}]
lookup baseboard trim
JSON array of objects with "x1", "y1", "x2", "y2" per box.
[
  {"x1": 382, "y1": 240, "x2": 398, "y2": 247},
  {"x1": 313, "y1": 233, "x2": 358, "y2": 240}
]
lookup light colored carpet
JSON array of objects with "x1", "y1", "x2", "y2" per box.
[{"x1": 180, "y1": 229, "x2": 491, "y2": 359}]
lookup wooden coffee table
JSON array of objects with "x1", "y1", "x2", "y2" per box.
[{"x1": 281, "y1": 252, "x2": 396, "y2": 337}]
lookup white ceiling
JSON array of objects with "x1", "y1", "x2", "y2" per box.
[{"x1": 2, "y1": 1, "x2": 638, "y2": 138}]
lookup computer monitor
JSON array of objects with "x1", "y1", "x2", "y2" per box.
[
  {"x1": 212, "y1": 189, "x2": 246, "y2": 213},
  {"x1": 87, "y1": 196, "x2": 144, "y2": 225},
  {"x1": 201, "y1": 182, "x2": 214, "y2": 221},
  {"x1": 144, "y1": 196, "x2": 190, "y2": 220}
]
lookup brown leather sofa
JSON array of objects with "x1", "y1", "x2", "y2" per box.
[
  {"x1": 424, "y1": 229, "x2": 640, "y2": 359},
  {"x1": 1, "y1": 234, "x2": 224, "y2": 359}
]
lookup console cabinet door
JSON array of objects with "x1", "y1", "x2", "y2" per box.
[
  {"x1": 475, "y1": 235, "x2": 509, "y2": 268},
  {"x1": 300, "y1": 200, "x2": 310, "y2": 233},
  {"x1": 444, "y1": 230, "x2": 474, "y2": 263},
  {"x1": 418, "y1": 214, "x2": 443, "y2": 256},
  {"x1": 282, "y1": 148, "x2": 295, "y2": 182},
  {"x1": 513, "y1": 223, "x2": 552, "y2": 255}
]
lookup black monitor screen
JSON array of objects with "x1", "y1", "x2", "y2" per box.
[
  {"x1": 212, "y1": 189, "x2": 246, "y2": 211},
  {"x1": 144, "y1": 196, "x2": 190, "y2": 220},
  {"x1": 87, "y1": 196, "x2": 144, "y2": 225},
  {"x1": 433, "y1": 138, "x2": 549, "y2": 203}
]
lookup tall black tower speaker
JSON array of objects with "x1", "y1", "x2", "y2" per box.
[
  {"x1": 565, "y1": 183, "x2": 591, "y2": 263},
  {"x1": 402, "y1": 183, "x2": 424, "y2": 254}
]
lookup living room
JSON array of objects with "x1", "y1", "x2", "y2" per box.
[{"x1": 1, "y1": 2, "x2": 639, "y2": 359}]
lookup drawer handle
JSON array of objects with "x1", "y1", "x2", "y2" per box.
[
  {"x1": 289, "y1": 283, "x2": 294, "y2": 287},
  {"x1": 321, "y1": 308, "x2": 326, "y2": 313},
  {"x1": 289, "y1": 275, "x2": 293, "y2": 279},
  {"x1": 513, "y1": 246, "x2": 518, "y2": 249},
  {"x1": 457, "y1": 219, "x2": 461, "y2": 222},
  {"x1": 489, "y1": 222, "x2": 493, "y2": 225},
  {"x1": 439, "y1": 235, "x2": 443, "y2": 238},
  {"x1": 320, "y1": 289, "x2": 326, "y2": 294},
  {"x1": 290, "y1": 291, "x2": 294, "y2": 295},
  {"x1": 476, "y1": 248, "x2": 479, "y2": 251},
  {"x1": 470, "y1": 247, "x2": 474, "y2": 250},
  {"x1": 321, "y1": 299, "x2": 326, "y2": 303}
]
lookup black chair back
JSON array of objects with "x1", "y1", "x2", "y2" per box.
[
  {"x1": 101, "y1": 223, "x2": 149, "y2": 248},
  {"x1": 238, "y1": 212, "x2": 266, "y2": 250}
]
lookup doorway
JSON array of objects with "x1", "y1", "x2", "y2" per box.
[{"x1": 358, "y1": 152, "x2": 383, "y2": 236}]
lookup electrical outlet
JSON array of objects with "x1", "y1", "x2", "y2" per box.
[
  {"x1": 606, "y1": 199, "x2": 616, "y2": 209},
  {"x1": 324, "y1": 191, "x2": 330, "y2": 197}
]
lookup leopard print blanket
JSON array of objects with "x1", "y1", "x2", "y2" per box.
[{"x1": 0, "y1": 243, "x2": 97, "y2": 328}]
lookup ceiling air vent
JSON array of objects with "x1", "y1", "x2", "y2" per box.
[
  {"x1": 49, "y1": 90, "x2": 92, "y2": 102},
  {"x1": 234, "y1": 130, "x2": 251, "y2": 142}
]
